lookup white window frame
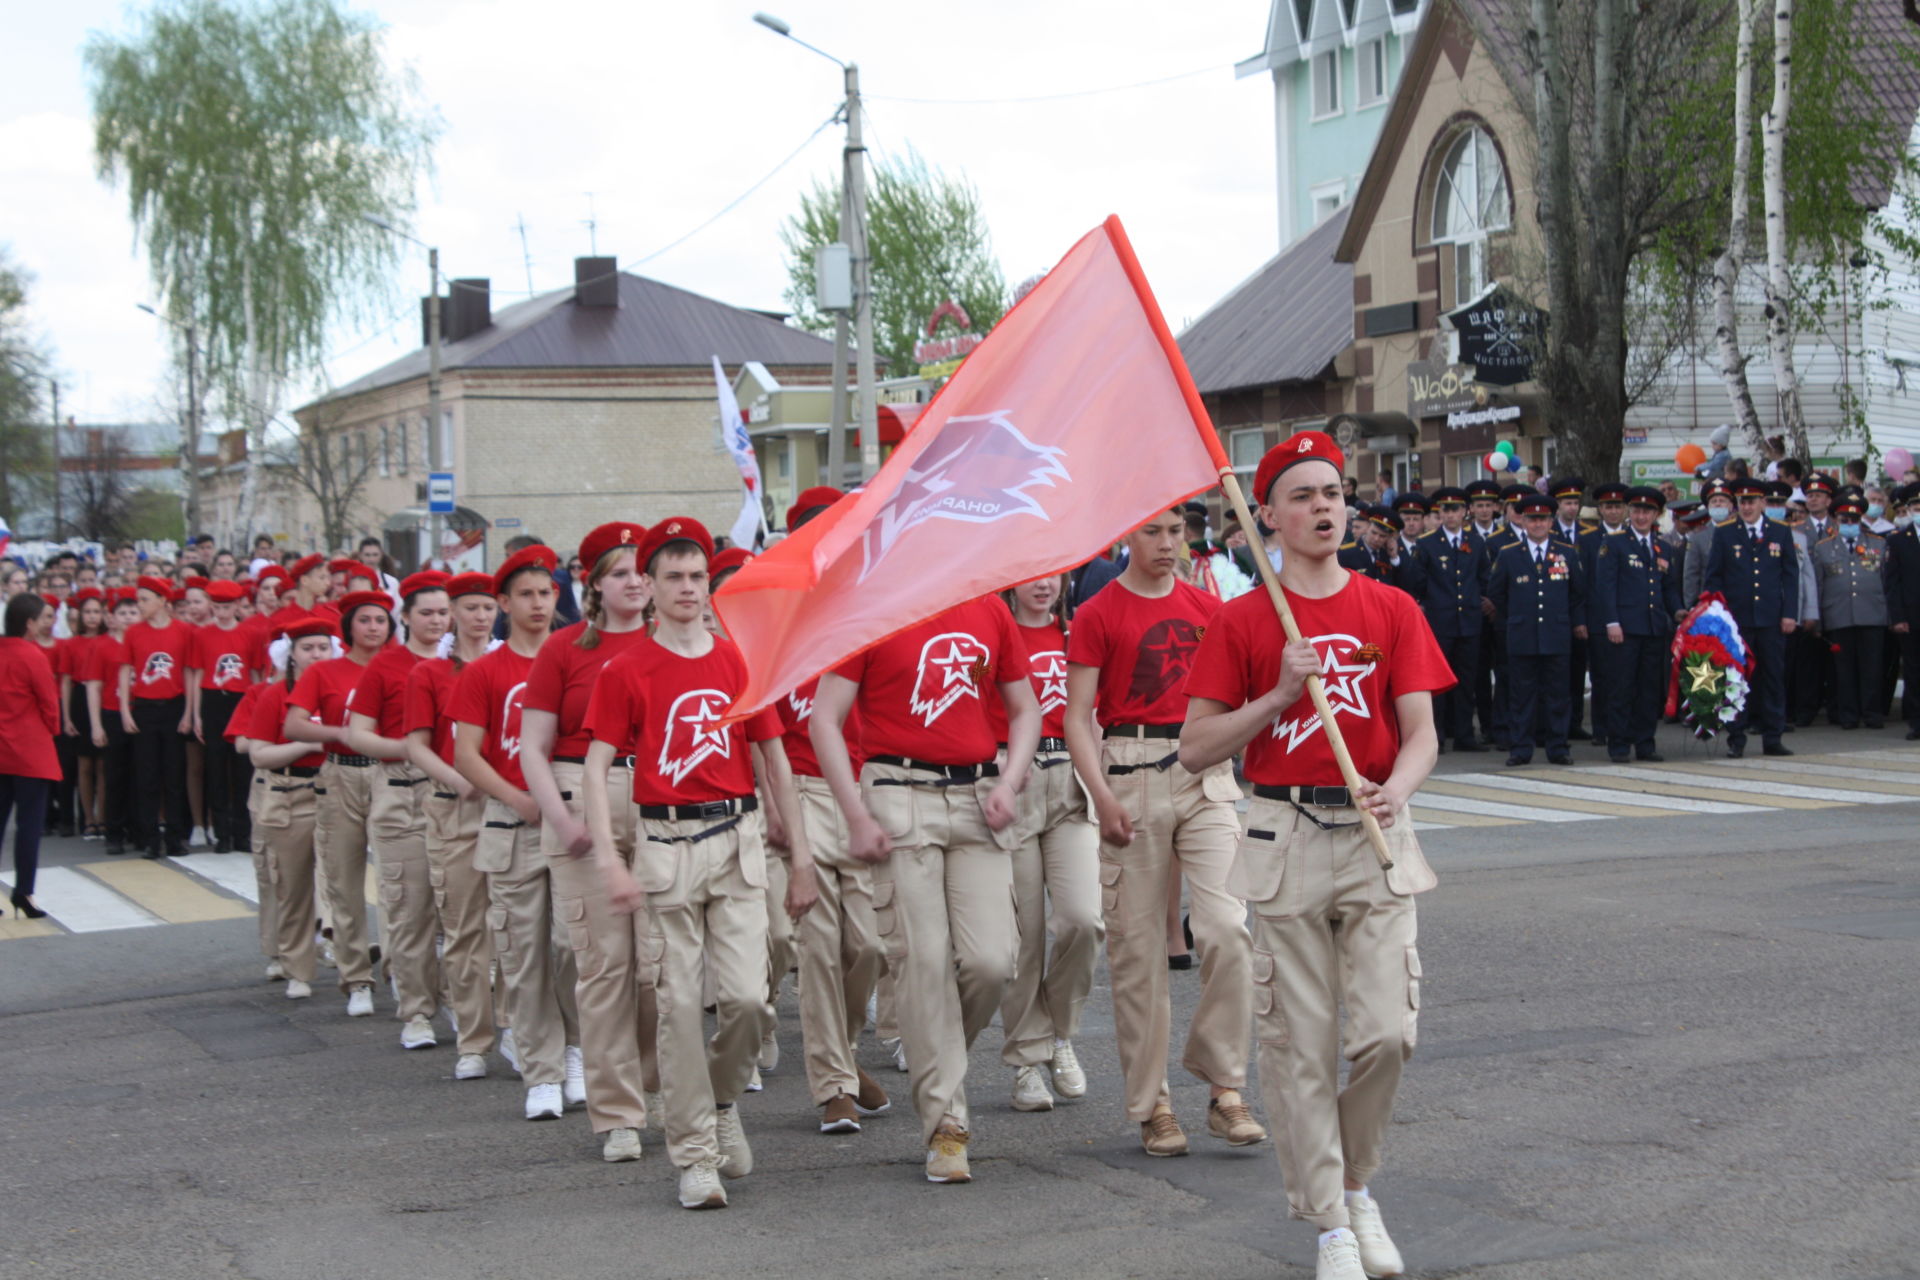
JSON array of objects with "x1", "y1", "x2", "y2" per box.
[
  {"x1": 1229, "y1": 427, "x2": 1266, "y2": 483},
  {"x1": 1452, "y1": 453, "x2": 1485, "y2": 486},
  {"x1": 1310, "y1": 180, "x2": 1348, "y2": 226},
  {"x1": 378, "y1": 423, "x2": 391, "y2": 477},
  {"x1": 397, "y1": 419, "x2": 410, "y2": 476},
  {"x1": 1311, "y1": 48, "x2": 1343, "y2": 120},
  {"x1": 1358, "y1": 38, "x2": 1388, "y2": 108},
  {"x1": 1430, "y1": 127, "x2": 1511, "y2": 303}
]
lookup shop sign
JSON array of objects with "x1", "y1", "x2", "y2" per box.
[
  {"x1": 1407, "y1": 361, "x2": 1485, "y2": 418},
  {"x1": 1444, "y1": 404, "x2": 1522, "y2": 430},
  {"x1": 1445, "y1": 284, "x2": 1545, "y2": 386},
  {"x1": 914, "y1": 299, "x2": 983, "y2": 369}
]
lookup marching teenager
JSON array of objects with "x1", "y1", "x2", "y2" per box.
[
  {"x1": 190, "y1": 580, "x2": 263, "y2": 852},
  {"x1": 581, "y1": 517, "x2": 816, "y2": 1209},
  {"x1": 769, "y1": 489, "x2": 893, "y2": 1134},
  {"x1": 1182, "y1": 433, "x2": 1453, "y2": 1280},
  {"x1": 452, "y1": 546, "x2": 583, "y2": 1121},
  {"x1": 224, "y1": 672, "x2": 276, "y2": 979},
  {"x1": 519, "y1": 521, "x2": 664, "y2": 1162},
  {"x1": 285, "y1": 589, "x2": 394, "y2": 1018},
  {"x1": 347, "y1": 571, "x2": 454, "y2": 1052},
  {"x1": 248, "y1": 618, "x2": 337, "y2": 1001},
  {"x1": 125, "y1": 575, "x2": 195, "y2": 859},
  {"x1": 1063, "y1": 506, "x2": 1265, "y2": 1158},
  {"x1": 62, "y1": 587, "x2": 107, "y2": 840},
  {"x1": 271, "y1": 555, "x2": 336, "y2": 630},
  {"x1": 810, "y1": 591, "x2": 1043, "y2": 1185},
  {"x1": 404, "y1": 572, "x2": 503, "y2": 1083},
  {"x1": 85, "y1": 589, "x2": 139, "y2": 855},
  {"x1": 993, "y1": 573, "x2": 1100, "y2": 1114}
]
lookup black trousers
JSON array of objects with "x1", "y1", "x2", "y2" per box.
[
  {"x1": 1829, "y1": 626, "x2": 1886, "y2": 728},
  {"x1": 1604, "y1": 631, "x2": 1669, "y2": 758},
  {"x1": 1568, "y1": 632, "x2": 1590, "y2": 735},
  {"x1": 1475, "y1": 625, "x2": 1502, "y2": 743},
  {"x1": 199, "y1": 689, "x2": 251, "y2": 849},
  {"x1": 0, "y1": 774, "x2": 48, "y2": 901},
  {"x1": 130, "y1": 697, "x2": 189, "y2": 853},
  {"x1": 1439, "y1": 632, "x2": 1481, "y2": 746},
  {"x1": 1506, "y1": 652, "x2": 1570, "y2": 760},
  {"x1": 1730, "y1": 620, "x2": 1787, "y2": 746},
  {"x1": 1787, "y1": 629, "x2": 1833, "y2": 724},
  {"x1": 100, "y1": 717, "x2": 133, "y2": 845},
  {"x1": 1900, "y1": 627, "x2": 1920, "y2": 730}
]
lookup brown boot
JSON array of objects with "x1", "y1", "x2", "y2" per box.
[
  {"x1": 1206, "y1": 1090, "x2": 1267, "y2": 1146},
  {"x1": 1140, "y1": 1105, "x2": 1189, "y2": 1157}
]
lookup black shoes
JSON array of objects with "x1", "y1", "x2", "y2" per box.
[
  {"x1": 1505, "y1": 753, "x2": 1531, "y2": 768},
  {"x1": 1547, "y1": 752, "x2": 1573, "y2": 765},
  {"x1": 1638, "y1": 752, "x2": 1666, "y2": 763},
  {"x1": 10, "y1": 896, "x2": 46, "y2": 919},
  {"x1": 1763, "y1": 742, "x2": 1794, "y2": 757},
  {"x1": 1727, "y1": 740, "x2": 1746, "y2": 759}
]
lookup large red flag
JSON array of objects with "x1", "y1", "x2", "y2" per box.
[{"x1": 714, "y1": 215, "x2": 1231, "y2": 719}]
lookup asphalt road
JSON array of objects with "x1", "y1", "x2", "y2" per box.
[{"x1": 3, "y1": 725, "x2": 1917, "y2": 1280}]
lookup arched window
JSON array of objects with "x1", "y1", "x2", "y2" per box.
[{"x1": 1429, "y1": 126, "x2": 1510, "y2": 302}]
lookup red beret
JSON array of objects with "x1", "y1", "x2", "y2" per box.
[
  {"x1": 70, "y1": 587, "x2": 105, "y2": 607},
  {"x1": 493, "y1": 544, "x2": 559, "y2": 595},
  {"x1": 205, "y1": 580, "x2": 245, "y2": 603},
  {"x1": 289, "y1": 554, "x2": 326, "y2": 581},
  {"x1": 278, "y1": 616, "x2": 336, "y2": 642},
  {"x1": 578, "y1": 522, "x2": 649, "y2": 574},
  {"x1": 336, "y1": 590, "x2": 392, "y2": 638},
  {"x1": 785, "y1": 485, "x2": 844, "y2": 531},
  {"x1": 183, "y1": 575, "x2": 209, "y2": 591},
  {"x1": 39, "y1": 592, "x2": 61, "y2": 608},
  {"x1": 328, "y1": 557, "x2": 359, "y2": 574},
  {"x1": 111, "y1": 586, "x2": 139, "y2": 606},
  {"x1": 137, "y1": 575, "x2": 174, "y2": 598},
  {"x1": 1252, "y1": 431, "x2": 1346, "y2": 506},
  {"x1": 254, "y1": 565, "x2": 289, "y2": 589},
  {"x1": 638, "y1": 516, "x2": 714, "y2": 571},
  {"x1": 446, "y1": 572, "x2": 495, "y2": 599},
  {"x1": 343, "y1": 562, "x2": 378, "y2": 585},
  {"x1": 399, "y1": 569, "x2": 449, "y2": 599},
  {"x1": 710, "y1": 547, "x2": 754, "y2": 579}
]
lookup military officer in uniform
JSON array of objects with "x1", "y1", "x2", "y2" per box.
[
  {"x1": 1685, "y1": 480, "x2": 1734, "y2": 605},
  {"x1": 1419, "y1": 487, "x2": 1489, "y2": 752},
  {"x1": 1488, "y1": 492, "x2": 1586, "y2": 766},
  {"x1": 1704, "y1": 476, "x2": 1799, "y2": 757},
  {"x1": 1339, "y1": 505, "x2": 1425, "y2": 598},
  {"x1": 1577, "y1": 482, "x2": 1631, "y2": 748},
  {"x1": 1887, "y1": 482, "x2": 1920, "y2": 739},
  {"x1": 1548, "y1": 476, "x2": 1595, "y2": 737},
  {"x1": 1465, "y1": 479, "x2": 1509, "y2": 748},
  {"x1": 1500, "y1": 483, "x2": 1534, "y2": 535},
  {"x1": 1594, "y1": 487, "x2": 1682, "y2": 761},
  {"x1": 1809, "y1": 493, "x2": 1890, "y2": 730},
  {"x1": 1392, "y1": 492, "x2": 1429, "y2": 553}
]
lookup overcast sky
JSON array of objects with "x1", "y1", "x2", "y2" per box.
[{"x1": 4, "y1": 0, "x2": 1281, "y2": 428}]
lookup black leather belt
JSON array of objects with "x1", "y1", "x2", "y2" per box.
[
  {"x1": 639, "y1": 796, "x2": 758, "y2": 821},
  {"x1": 1105, "y1": 723, "x2": 1181, "y2": 740},
  {"x1": 1037, "y1": 737, "x2": 1068, "y2": 753},
  {"x1": 431, "y1": 791, "x2": 458, "y2": 801},
  {"x1": 387, "y1": 776, "x2": 426, "y2": 787},
  {"x1": 271, "y1": 765, "x2": 321, "y2": 778},
  {"x1": 1254, "y1": 783, "x2": 1352, "y2": 808},
  {"x1": 554, "y1": 754, "x2": 636, "y2": 768},
  {"x1": 868, "y1": 755, "x2": 1000, "y2": 786},
  {"x1": 1108, "y1": 751, "x2": 1180, "y2": 776},
  {"x1": 332, "y1": 754, "x2": 376, "y2": 767}
]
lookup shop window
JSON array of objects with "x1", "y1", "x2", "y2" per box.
[
  {"x1": 1359, "y1": 39, "x2": 1388, "y2": 107},
  {"x1": 1312, "y1": 49, "x2": 1342, "y2": 119},
  {"x1": 1452, "y1": 453, "x2": 1487, "y2": 486},
  {"x1": 1429, "y1": 126, "x2": 1510, "y2": 303},
  {"x1": 1230, "y1": 427, "x2": 1267, "y2": 484}
]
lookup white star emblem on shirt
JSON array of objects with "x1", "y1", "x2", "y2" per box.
[{"x1": 1271, "y1": 633, "x2": 1376, "y2": 752}]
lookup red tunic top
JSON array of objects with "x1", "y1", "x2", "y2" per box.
[
  {"x1": 450, "y1": 645, "x2": 538, "y2": 790},
  {"x1": 191, "y1": 622, "x2": 261, "y2": 692},
  {"x1": 250, "y1": 680, "x2": 325, "y2": 769},
  {"x1": 1065, "y1": 578, "x2": 1221, "y2": 727},
  {"x1": 125, "y1": 619, "x2": 193, "y2": 702},
  {"x1": 985, "y1": 617, "x2": 1068, "y2": 743},
  {"x1": 350, "y1": 645, "x2": 425, "y2": 749},
  {"x1": 0, "y1": 638, "x2": 61, "y2": 779},
  {"x1": 585, "y1": 634, "x2": 781, "y2": 806},
  {"x1": 225, "y1": 681, "x2": 267, "y2": 744},
  {"x1": 521, "y1": 621, "x2": 651, "y2": 756},
  {"x1": 833, "y1": 598, "x2": 1021, "y2": 766},
  {"x1": 404, "y1": 657, "x2": 461, "y2": 766},
  {"x1": 84, "y1": 636, "x2": 130, "y2": 713},
  {"x1": 288, "y1": 655, "x2": 373, "y2": 757}
]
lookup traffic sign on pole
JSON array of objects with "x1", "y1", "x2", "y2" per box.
[{"x1": 428, "y1": 472, "x2": 455, "y2": 514}]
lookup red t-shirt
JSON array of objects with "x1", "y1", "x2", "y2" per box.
[
  {"x1": 833, "y1": 597, "x2": 1022, "y2": 766},
  {"x1": 1184, "y1": 574, "x2": 1455, "y2": 787},
  {"x1": 250, "y1": 679, "x2": 325, "y2": 769},
  {"x1": 775, "y1": 676, "x2": 866, "y2": 779},
  {"x1": 192, "y1": 623, "x2": 260, "y2": 692},
  {"x1": 225, "y1": 681, "x2": 267, "y2": 744},
  {"x1": 1066, "y1": 578, "x2": 1220, "y2": 726},
  {"x1": 522, "y1": 621, "x2": 652, "y2": 756},
  {"x1": 404, "y1": 657, "x2": 461, "y2": 766},
  {"x1": 289, "y1": 655, "x2": 373, "y2": 756},
  {"x1": 984, "y1": 618, "x2": 1068, "y2": 743},
  {"x1": 84, "y1": 636, "x2": 130, "y2": 712},
  {"x1": 450, "y1": 645, "x2": 538, "y2": 791},
  {"x1": 585, "y1": 634, "x2": 782, "y2": 806},
  {"x1": 125, "y1": 619, "x2": 193, "y2": 701},
  {"x1": 350, "y1": 645, "x2": 424, "y2": 748}
]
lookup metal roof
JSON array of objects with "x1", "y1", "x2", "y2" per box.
[
  {"x1": 1178, "y1": 204, "x2": 1353, "y2": 395},
  {"x1": 314, "y1": 270, "x2": 840, "y2": 406}
]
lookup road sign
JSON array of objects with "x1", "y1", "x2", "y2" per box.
[
  {"x1": 428, "y1": 473, "x2": 455, "y2": 514},
  {"x1": 493, "y1": 517, "x2": 522, "y2": 529}
]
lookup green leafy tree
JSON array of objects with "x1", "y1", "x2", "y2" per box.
[
  {"x1": 86, "y1": 0, "x2": 437, "y2": 545},
  {"x1": 0, "y1": 247, "x2": 52, "y2": 529},
  {"x1": 780, "y1": 150, "x2": 1008, "y2": 373}
]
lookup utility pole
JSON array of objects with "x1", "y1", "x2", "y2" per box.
[
  {"x1": 49, "y1": 378, "x2": 61, "y2": 539},
  {"x1": 845, "y1": 63, "x2": 881, "y2": 481},
  {"x1": 184, "y1": 324, "x2": 199, "y2": 539},
  {"x1": 825, "y1": 85, "x2": 854, "y2": 489},
  {"x1": 428, "y1": 246, "x2": 443, "y2": 569}
]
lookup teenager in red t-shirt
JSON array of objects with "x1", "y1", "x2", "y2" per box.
[
  {"x1": 578, "y1": 518, "x2": 810, "y2": 1209},
  {"x1": 249, "y1": 619, "x2": 338, "y2": 999},
  {"x1": 987, "y1": 574, "x2": 1101, "y2": 1116},
  {"x1": 61, "y1": 588, "x2": 108, "y2": 839},
  {"x1": 222, "y1": 673, "x2": 277, "y2": 980},
  {"x1": 1061, "y1": 506, "x2": 1264, "y2": 1157},
  {"x1": 519, "y1": 522, "x2": 661, "y2": 1159},
  {"x1": 809, "y1": 594, "x2": 1040, "y2": 1186},
  {"x1": 125, "y1": 576, "x2": 194, "y2": 857},
  {"x1": 452, "y1": 546, "x2": 578, "y2": 1122},
  {"x1": 85, "y1": 591, "x2": 139, "y2": 854},
  {"x1": 1181, "y1": 432, "x2": 1451, "y2": 1280},
  {"x1": 346, "y1": 570, "x2": 453, "y2": 1052},
  {"x1": 285, "y1": 589, "x2": 391, "y2": 1017},
  {"x1": 190, "y1": 580, "x2": 263, "y2": 853},
  {"x1": 403, "y1": 572, "x2": 500, "y2": 1080}
]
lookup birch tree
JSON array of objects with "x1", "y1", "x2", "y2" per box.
[
  {"x1": 1713, "y1": 0, "x2": 1768, "y2": 457},
  {"x1": 86, "y1": 0, "x2": 435, "y2": 546},
  {"x1": 1760, "y1": 0, "x2": 1808, "y2": 461}
]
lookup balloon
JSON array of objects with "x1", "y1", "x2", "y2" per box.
[
  {"x1": 1886, "y1": 447, "x2": 1915, "y2": 477},
  {"x1": 1495, "y1": 440, "x2": 1516, "y2": 455},
  {"x1": 1485, "y1": 451, "x2": 1506, "y2": 472},
  {"x1": 1675, "y1": 443, "x2": 1707, "y2": 472},
  {"x1": 1507, "y1": 452, "x2": 1524, "y2": 472}
]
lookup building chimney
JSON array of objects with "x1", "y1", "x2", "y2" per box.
[
  {"x1": 447, "y1": 279, "x2": 491, "y2": 341},
  {"x1": 575, "y1": 257, "x2": 619, "y2": 308}
]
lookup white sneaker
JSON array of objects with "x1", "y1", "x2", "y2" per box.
[
  {"x1": 714, "y1": 1104, "x2": 752, "y2": 1178},
  {"x1": 400, "y1": 1015, "x2": 437, "y2": 1050},
  {"x1": 1316, "y1": 1229, "x2": 1367, "y2": 1280},
  {"x1": 563, "y1": 1044, "x2": 587, "y2": 1107},
  {"x1": 602, "y1": 1126, "x2": 643, "y2": 1163},
  {"x1": 345, "y1": 984, "x2": 374, "y2": 1017},
  {"x1": 757, "y1": 1028, "x2": 780, "y2": 1071},
  {"x1": 645, "y1": 1090, "x2": 665, "y2": 1130},
  {"x1": 189, "y1": 826, "x2": 207, "y2": 849},
  {"x1": 1011, "y1": 1065, "x2": 1054, "y2": 1112},
  {"x1": 883, "y1": 1036, "x2": 908, "y2": 1073},
  {"x1": 524, "y1": 1082, "x2": 563, "y2": 1120},
  {"x1": 744, "y1": 1066, "x2": 763, "y2": 1093},
  {"x1": 1347, "y1": 1194, "x2": 1406, "y2": 1277},
  {"x1": 265, "y1": 959, "x2": 286, "y2": 982},
  {"x1": 677, "y1": 1157, "x2": 728, "y2": 1209},
  {"x1": 454, "y1": 1053, "x2": 488, "y2": 1081},
  {"x1": 499, "y1": 1027, "x2": 522, "y2": 1076},
  {"x1": 285, "y1": 979, "x2": 312, "y2": 1000},
  {"x1": 1049, "y1": 1038, "x2": 1087, "y2": 1098}
]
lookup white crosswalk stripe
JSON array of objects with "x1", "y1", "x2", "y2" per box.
[
  {"x1": 1579, "y1": 764, "x2": 1900, "y2": 805},
  {"x1": 1440, "y1": 772, "x2": 1768, "y2": 814},
  {"x1": 169, "y1": 853, "x2": 261, "y2": 905},
  {"x1": 2, "y1": 866, "x2": 163, "y2": 933}
]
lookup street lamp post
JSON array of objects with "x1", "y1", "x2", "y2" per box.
[
  {"x1": 754, "y1": 12, "x2": 881, "y2": 483},
  {"x1": 365, "y1": 215, "x2": 446, "y2": 570},
  {"x1": 137, "y1": 303, "x2": 200, "y2": 543}
]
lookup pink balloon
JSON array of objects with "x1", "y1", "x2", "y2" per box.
[{"x1": 1886, "y1": 447, "x2": 1914, "y2": 476}]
